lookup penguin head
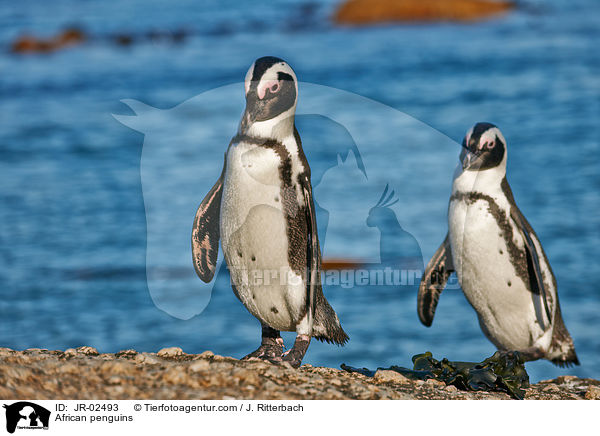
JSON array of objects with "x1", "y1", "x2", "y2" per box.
[
  {"x1": 460, "y1": 122, "x2": 507, "y2": 172},
  {"x1": 241, "y1": 56, "x2": 298, "y2": 138}
]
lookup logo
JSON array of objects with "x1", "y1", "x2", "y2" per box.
[
  {"x1": 3, "y1": 402, "x2": 50, "y2": 434},
  {"x1": 113, "y1": 83, "x2": 459, "y2": 319}
]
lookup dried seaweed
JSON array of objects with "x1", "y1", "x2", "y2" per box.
[{"x1": 341, "y1": 350, "x2": 530, "y2": 399}]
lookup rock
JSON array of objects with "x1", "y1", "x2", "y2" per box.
[
  {"x1": 0, "y1": 347, "x2": 595, "y2": 400},
  {"x1": 135, "y1": 353, "x2": 162, "y2": 365},
  {"x1": 334, "y1": 0, "x2": 514, "y2": 25},
  {"x1": 157, "y1": 347, "x2": 184, "y2": 358},
  {"x1": 76, "y1": 346, "x2": 99, "y2": 356},
  {"x1": 116, "y1": 349, "x2": 138, "y2": 358},
  {"x1": 555, "y1": 375, "x2": 578, "y2": 384},
  {"x1": 197, "y1": 350, "x2": 214, "y2": 359},
  {"x1": 426, "y1": 378, "x2": 446, "y2": 387},
  {"x1": 11, "y1": 28, "x2": 86, "y2": 54},
  {"x1": 585, "y1": 386, "x2": 600, "y2": 400},
  {"x1": 24, "y1": 348, "x2": 48, "y2": 354},
  {"x1": 542, "y1": 385, "x2": 560, "y2": 393},
  {"x1": 374, "y1": 369, "x2": 410, "y2": 384},
  {"x1": 188, "y1": 360, "x2": 211, "y2": 373},
  {"x1": 107, "y1": 376, "x2": 123, "y2": 385},
  {"x1": 162, "y1": 368, "x2": 188, "y2": 385}
]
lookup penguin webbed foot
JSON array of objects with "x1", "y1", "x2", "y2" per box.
[
  {"x1": 241, "y1": 336, "x2": 284, "y2": 361},
  {"x1": 281, "y1": 334, "x2": 311, "y2": 369},
  {"x1": 242, "y1": 325, "x2": 284, "y2": 361},
  {"x1": 498, "y1": 347, "x2": 543, "y2": 363}
]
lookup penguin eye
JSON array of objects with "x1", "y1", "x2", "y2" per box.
[{"x1": 268, "y1": 82, "x2": 280, "y2": 94}]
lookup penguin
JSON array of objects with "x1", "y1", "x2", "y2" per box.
[
  {"x1": 191, "y1": 56, "x2": 348, "y2": 368},
  {"x1": 418, "y1": 122, "x2": 578, "y2": 367}
]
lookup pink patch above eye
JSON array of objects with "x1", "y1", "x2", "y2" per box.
[{"x1": 257, "y1": 79, "x2": 280, "y2": 99}]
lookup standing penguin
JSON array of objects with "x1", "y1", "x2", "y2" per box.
[
  {"x1": 192, "y1": 56, "x2": 348, "y2": 368},
  {"x1": 418, "y1": 122, "x2": 578, "y2": 366}
]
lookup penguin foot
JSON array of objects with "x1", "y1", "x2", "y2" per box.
[
  {"x1": 513, "y1": 347, "x2": 545, "y2": 362},
  {"x1": 281, "y1": 334, "x2": 311, "y2": 369},
  {"x1": 242, "y1": 336, "x2": 284, "y2": 361}
]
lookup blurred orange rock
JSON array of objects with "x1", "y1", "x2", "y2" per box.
[
  {"x1": 11, "y1": 35, "x2": 53, "y2": 53},
  {"x1": 56, "y1": 28, "x2": 86, "y2": 46},
  {"x1": 11, "y1": 28, "x2": 86, "y2": 54},
  {"x1": 334, "y1": 0, "x2": 515, "y2": 25}
]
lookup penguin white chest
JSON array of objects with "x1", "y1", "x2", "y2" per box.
[
  {"x1": 448, "y1": 194, "x2": 544, "y2": 350},
  {"x1": 220, "y1": 142, "x2": 305, "y2": 331}
]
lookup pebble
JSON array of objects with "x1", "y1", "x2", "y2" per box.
[
  {"x1": 585, "y1": 386, "x2": 600, "y2": 400},
  {"x1": 188, "y1": 360, "x2": 211, "y2": 373},
  {"x1": 542, "y1": 385, "x2": 560, "y2": 393},
  {"x1": 76, "y1": 346, "x2": 99, "y2": 356},
  {"x1": 555, "y1": 375, "x2": 578, "y2": 384},
  {"x1": 116, "y1": 349, "x2": 138, "y2": 358},
  {"x1": 426, "y1": 378, "x2": 446, "y2": 387},
  {"x1": 374, "y1": 370, "x2": 410, "y2": 384},
  {"x1": 162, "y1": 368, "x2": 188, "y2": 385},
  {"x1": 107, "y1": 376, "x2": 123, "y2": 385},
  {"x1": 157, "y1": 347, "x2": 184, "y2": 358},
  {"x1": 135, "y1": 353, "x2": 162, "y2": 365},
  {"x1": 24, "y1": 348, "x2": 48, "y2": 354}
]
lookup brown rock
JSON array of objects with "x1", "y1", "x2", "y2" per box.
[
  {"x1": 374, "y1": 369, "x2": 410, "y2": 384},
  {"x1": 116, "y1": 349, "x2": 138, "y2": 358},
  {"x1": 555, "y1": 375, "x2": 578, "y2": 384},
  {"x1": 76, "y1": 346, "x2": 99, "y2": 356},
  {"x1": 11, "y1": 28, "x2": 86, "y2": 54},
  {"x1": 426, "y1": 378, "x2": 446, "y2": 387},
  {"x1": 188, "y1": 360, "x2": 211, "y2": 373},
  {"x1": 157, "y1": 347, "x2": 184, "y2": 358},
  {"x1": 585, "y1": 386, "x2": 600, "y2": 400},
  {"x1": 334, "y1": 0, "x2": 514, "y2": 25}
]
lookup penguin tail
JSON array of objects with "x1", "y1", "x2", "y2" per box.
[
  {"x1": 547, "y1": 304, "x2": 579, "y2": 367},
  {"x1": 312, "y1": 290, "x2": 349, "y2": 346}
]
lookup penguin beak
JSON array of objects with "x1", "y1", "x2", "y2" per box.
[{"x1": 461, "y1": 146, "x2": 480, "y2": 170}]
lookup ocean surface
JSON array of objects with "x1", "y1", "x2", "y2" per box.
[{"x1": 0, "y1": 0, "x2": 598, "y2": 383}]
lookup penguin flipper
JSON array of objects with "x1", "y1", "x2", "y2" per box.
[
  {"x1": 509, "y1": 207, "x2": 554, "y2": 326},
  {"x1": 191, "y1": 154, "x2": 226, "y2": 283},
  {"x1": 300, "y1": 174, "x2": 348, "y2": 345},
  {"x1": 418, "y1": 234, "x2": 454, "y2": 327},
  {"x1": 301, "y1": 175, "x2": 319, "y2": 332}
]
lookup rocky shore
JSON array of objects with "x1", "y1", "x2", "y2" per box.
[{"x1": 1, "y1": 347, "x2": 598, "y2": 400}]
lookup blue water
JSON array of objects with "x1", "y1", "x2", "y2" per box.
[{"x1": 0, "y1": 0, "x2": 598, "y2": 383}]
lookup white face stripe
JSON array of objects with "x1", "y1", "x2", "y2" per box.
[
  {"x1": 244, "y1": 61, "x2": 255, "y2": 96},
  {"x1": 478, "y1": 127, "x2": 506, "y2": 151},
  {"x1": 244, "y1": 61, "x2": 298, "y2": 100},
  {"x1": 465, "y1": 126, "x2": 474, "y2": 147}
]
